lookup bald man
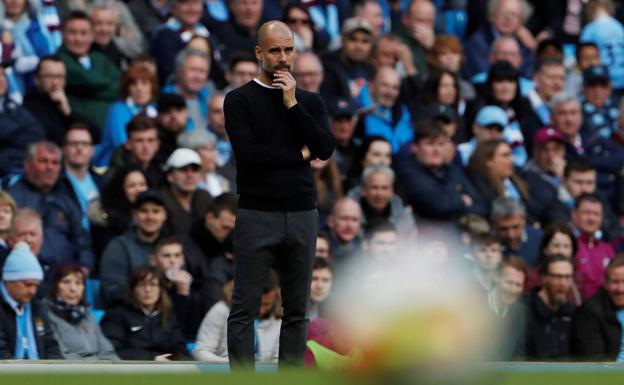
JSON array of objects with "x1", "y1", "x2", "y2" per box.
[{"x1": 224, "y1": 21, "x2": 334, "y2": 368}]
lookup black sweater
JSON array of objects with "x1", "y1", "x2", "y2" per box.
[{"x1": 224, "y1": 79, "x2": 334, "y2": 211}]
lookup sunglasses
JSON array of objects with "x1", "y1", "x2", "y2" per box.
[{"x1": 287, "y1": 18, "x2": 311, "y2": 26}]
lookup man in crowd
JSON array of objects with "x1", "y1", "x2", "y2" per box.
[
  {"x1": 211, "y1": 0, "x2": 263, "y2": 61},
  {"x1": 326, "y1": 197, "x2": 363, "y2": 262},
  {"x1": 327, "y1": 97, "x2": 359, "y2": 176},
  {"x1": 308, "y1": 257, "x2": 333, "y2": 321},
  {"x1": 361, "y1": 219, "x2": 399, "y2": 261},
  {"x1": 392, "y1": 0, "x2": 435, "y2": 76},
  {"x1": 293, "y1": 51, "x2": 324, "y2": 93},
  {"x1": 225, "y1": 53, "x2": 259, "y2": 91},
  {"x1": 157, "y1": 93, "x2": 191, "y2": 158}
]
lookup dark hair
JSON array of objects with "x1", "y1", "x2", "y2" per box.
[
  {"x1": 126, "y1": 114, "x2": 158, "y2": 138},
  {"x1": 413, "y1": 119, "x2": 446, "y2": 143},
  {"x1": 422, "y1": 69, "x2": 460, "y2": 107},
  {"x1": 35, "y1": 55, "x2": 64, "y2": 75},
  {"x1": 471, "y1": 231, "x2": 500, "y2": 248},
  {"x1": 534, "y1": 58, "x2": 564, "y2": 74},
  {"x1": 313, "y1": 257, "x2": 333, "y2": 273},
  {"x1": 208, "y1": 192, "x2": 238, "y2": 216},
  {"x1": 564, "y1": 158, "x2": 596, "y2": 178},
  {"x1": 128, "y1": 265, "x2": 172, "y2": 324},
  {"x1": 64, "y1": 121, "x2": 93, "y2": 144},
  {"x1": 62, "y1": 10, "x2": 92, "y2": 30},
  {"x1": 538, "y1": 221, "x2": 578, "y2": 260},
  {"x1": 153, "y1": 235, "x2": 184, "y2": 255},
  {"x1": 538, "y1": 254, "x2": 574, "y2": 276},
  {"x1": 263, "y1": 269, "x2": 280, "y2": 294},
  {"x1": 606, "y1": 254, "x2": 624, "y2": 282},
  {"x1": 499, "y1": 256, "x2": 528, "y2": 283},
  {"x1": 347, "y1": 136, "x2": 392, "y2": 182},
  {"x1": 574, "y1": 192, "x2": 602, "y2": 209},
  {"x1": 576, "y1": 42, "x2": 599, "y2": 64},
  {"x1": 228, "y1": 52, "x2": 258, "y2": 72},
  {"x1": 50, "y1": 264, "x2": 88, "y2": 306},
  {"x1": 101, "y1": 165, "x2": 150, "y2": 225},
  {"x1": 536, "y1": 38, "x2": 563, "y2": 61},
  {"x1": 484, "y1": 61, "x2": 524, "y2": 117},
  {"x1": 364, "y1": 218, "x2": 397, "y2": 239},
  {"x1": 281, "y1": 4, "x2": 314, "y2": 28}
]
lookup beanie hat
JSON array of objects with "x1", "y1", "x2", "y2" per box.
[{"x1": 2, "y1": 242, "x2": 43, "y2": 282}]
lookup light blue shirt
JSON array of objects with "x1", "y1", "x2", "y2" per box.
[
  {"x1": 617, "y1": 309, "x2": 624, "y2": 361},
  {"x1": 581, "y1": 16, "x2": 624, "y2": 89},
  {"x1": 65, "y1": 170, "x2": 99, "y2": 230}
]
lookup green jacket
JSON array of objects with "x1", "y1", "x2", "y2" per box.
[
  {"x1": 57, "y1": 46, "x2": 120, "y2": 136},
  {"x1": 391, "y1": 23, "x2": 429, "y2": 77}
]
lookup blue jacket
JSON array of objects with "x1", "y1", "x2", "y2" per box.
[
  {"x1": 0, "y1": 98, "x2": 45, "y2": 177},
  {"x1": 502, "y1": 226, "x2": 543, "y2": 268},
  {"x1": 6, "y1": 178, "x2": 95, "y2": 271}
]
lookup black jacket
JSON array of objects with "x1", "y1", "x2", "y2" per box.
[
  {"x1": 0, "y1": 297, "x2": 61, "y2": 359},
  {"x1": 572, "y1": 288, "x2": 622, "y2": 361},
  {"x1": 525, "y1": 289, "x2": 574, "y2": 360},
  {"x1": 100, "y1": 303, "x2": 190, "y2": 360}
]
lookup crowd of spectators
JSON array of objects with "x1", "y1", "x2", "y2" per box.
[{"x1": 2, "y1": 0, "x2": 624, "y2": 364}]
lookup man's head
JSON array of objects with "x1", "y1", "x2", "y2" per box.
[
  {"x1": 533, "y1": 127, "x2": 565, "y2": 174},
  {"x1": 361, "y1": 165, "x2": 394, "y2": 212},
  {"x1": 533, "y1": 59, "x2": 566, "y2": 102},
  {"x1": 550, "y1": 92, "x2": 583, "y2": 139},
  {"x1": 2, "y1": 242, "x2": 43, "y2": 305},
  {"x1": 538, "y1": 254, "x2": 574, "y2": 307},
  {"x1": 256, "y1": 21, "x2": 295, "y2": 79},
  {"x1": 362, "y1": 219, "x2": 398, "y2": 260},
  {"x1": 165, "y1": 148, "x2": 202, "y2": 196},
  {"x1": 125, "y1": 115, "x2": 160, "y2": 166},
  {"x1": 496, "y1": 256, "x2": 527, "y2": 305},
  {"x1": 370, "y1": 66, "x2": 401, "y2": 108},
  {"x1": 327, "y1": 97, "x2": 358, "y2": 146},
  {"x1": 34, "y1": 56, "x2": 66, "y2": 95},
  {"x1": 402, "y1": 0, "x2": 435, "y2": 41},
  {"x1": 207, "y1": 92, "x2": 226, "y2": 137},
  {"x1": 157, "y1": 93, "x2": 189, "y2": 134},
  {"x1": 563, "y1": 159, "x2": 597, "y2": 198},
  {"x1": 341, "y1": 17, "x2": 374, "y2": 63},
  {"x1": 471, "y1": 232, "x2": 503, "y2": 272},
  {"x1": 571, "y1": 193, "x2": 603, "y2": 236},
  {"x1": 62, "y1": 11, "x2": 94, "y2": 57},
  {"x1": 229, "y1": 0, "x2": 263, "y2": 31},
  {"x1": 316, "y1": 233, "x2": 331, "y2": 258},
  {"x1": 227, "y1": 53, "x2": 258, "y2": 89},
  {"x1": 260, "y1": 269, "x2": 279, "y2": 318},
  {"x1": 583, "y1": 64, "x2": 612, "y2": 108},
  {"x1": 489, "y1": 0, "x2": 526, "y2": 35},
  {"x1": 473, "y1": 105, "x2": 507, "y2": 142},
  {"x1": 489, "y1": 36, "x2": 522, "y2": 69},
  {"x1": 151, "y1": 236, "x2": 186, "y2": 273},
  {"x1": 63, "y1": 123, "x2": 94, "y2": 170},
  {"x1": 90, "y1": 2, "x2": 118, "y2": 47},
  {"x1": 23, "y1": 141, "x2": 62, "y2": 193},
  {"x1": 9, "y1": 209, "x2": 43, "y2": 256},
  {"x1": 293, "y1": 51, "x2": 323, "y2": 93},
  {"x1": 327, "y1": 197, "x2": 362, "y2": 244},
  {"x1": 412, "y1": 120, "x2": 447, "y2": 168},
  {"x1": 171, "y1": 0, "x2": 203, "y2": 28},
  {"x1": 605, "y1": 255, "x2": 624, "y2": 308},
  {"x1": 352, "y1": 0, "x2": 385, "y2": 36},
  {"x1": 491, "y1": 197, "x2": 527, "y2": 251},
  {"x1": 132, "y1": 190, "x2": 168, "y2": 239},
  {"x1": 311, "y1": 257, "x2": 333, "y2": 304},
  {"x1": 576, "y1": 42, "x2": 601, "y2": 70},
  {"x1": 175, "y1": 48, "x2": 210, "y2": 96},
  {"x1": 204, "y1": 193, "x2": 237, "y2": 242}
]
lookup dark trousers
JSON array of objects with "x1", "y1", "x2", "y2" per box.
[{"x1": 227, "y1": 209, "x2": 318, "y2": 369}]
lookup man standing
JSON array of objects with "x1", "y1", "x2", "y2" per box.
[{"x1": 224, "y1": 21, "x2": 334, "y2": 368}]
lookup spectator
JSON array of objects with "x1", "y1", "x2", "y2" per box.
[
  {"x1": 0, "y1": 66, "x2": 45, "y2": 178},
  {"x1": 24, "y1": 56, "x2": 89, "y2": 146},
  {"x1": 127, "y1": 0, "x2": 170, "y2": 40},
  {"x1": 458, "y1": 105, "x2": 507, "y2": 166},
  {"x1": 211, "y1": 0, "x2": 263, "y2": 61},
  {"x1": 101, "y1": 265, "x2": 191, "y2": 360},
  {"x1": 94, "y1": 62, "x2": 159, "y2": 167},
  {"x1": 572, "y1": 255, "x2": 624, "y2": 360},
  {"x1": 57, "y1": 10, "x2": 121, "y2": 135},
  {"x1": 346, "y1": 136, "x2": 392, "y2": 191},
  {"x1": 44, "y1": 264, "x2": 119, "y2": 360},
  {"x1": 469, "y1": 232, "x2": 503, "y2": 294},
  {"x1": 564, "y1": 42, "x2": 601, "y2": 96},
  {"x1": 580, "y1": 64, "x2": 620, "y2": 140},
  {"x1": 414, "y1": 69, "x2": 461, "y2": 126},
  {"x1": 320, "y1": 17, "x2": 374, "y2": 102},
  {"x1": 205, "y1": 92, "x2": 236, "y2": 189},
  {"x1": 395, "y1": 121, "x2": 486, "y2": 223},
  {"x1": 315, "y1": 233, "x2": 331, "y2": 259},
  {"x1": 100, "y1": 190, "x2": 168, "y2": 307},
  {"x1": 525, "y1": 254, "x2": 575, "y2": 360},
  {"x1": 156, "y1": 92, "x2": 190, "y2": 157},
  {"x1": 192, "y1": 279, "x2": 232, "y2": 362},
  {"x1": 225, "y1": 53, "x2": 258, "y2": 91},
  {"x1": 311, "y1": 157, "x2": 343, "y2": 223},
  {"x1": 308, "y1": 257, "x2": 332, "y2": 321},
  {"x1": 282, "y1": 4, "x2": 329, "y2": 52},
  {"x1": 7, "y1": 141, "x2": 95, "y2": 272},
  {"x1": 326, "y1": 197, "x2": 363, "y2": 262},
  {"x1": 0, "y1": 192, "x2": 16, "y2": 263},
  {"x1": 371, "y1": 34, "x2": 417, "y2": 79},
  {"x1": 571, "y1": 193, "x2": 615, "y2": 301},
  {"x1": 391, "y1": 0, "x2": 435, "y2": 76},
  {"x1": 150, "y1": 0, "x2": 209, "y2": 84},
  {"x1": 89, "y1": 1, "x2": 129, "y2": 68},
  {"x1": 0, "y1": 243, "x2": 61, "y2": 359},
  {"x1": 361, "y1": 219, "x2": 399, "y2": 262},
  {"x1": 159, "y1": 148, "x2": 212, "y2": 236},
  {"x1": 7, "y1": 209, "x2": 44, "y2": 267},
  {"x1": 89, "y1": 0, "x2": 145, "y2": 63},
  {"x1": 293, "y1": 51, "x2": 324, "y2": 93},
  {"x1": 326, "y1": 96, "x2": 360, "y2": 176},
  {"x1": 491, "y1": 197, "x2": 543, "y2": 267},
  {"x1": 352, "y1": 0, "x2": 385, "y2": 37},
  {"x1": 427, "y1": 35, "x2": 476, "y2": 101}
]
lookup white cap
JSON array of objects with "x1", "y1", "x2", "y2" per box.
[{"x1": 164, "y1": 148, "x2": 201, "y2": 171}]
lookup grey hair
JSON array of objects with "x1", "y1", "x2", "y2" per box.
[
  {"x1": 361, "y1": 164, "x2": 395, "y2": 186},
  {"x1": 175, "y1": 48, "x2": 210, "y2": 73},
  {"x1": 89, "y1": 0, "x2": 120, "y2": 18},
  {"x1": 10, "y1": 208, "x2": 43, "y2": 237},
  {"x1": 488, "y1": 0, "x2": 533, "y2": 23},
  {"x1": 548, "y1": 92, "x2": 581, "y2": 112},
  {"x1": 490, "y1": 196, "x2": 526, "y2": 221},
  {"x1": 177, "y1": 129, "x2": 217, "y2": 151},
  {"x1": 25, "y1": 141, "x2": 61, "y2": 163}
]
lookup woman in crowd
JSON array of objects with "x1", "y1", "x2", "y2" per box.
[
  {"x1": 44, "y1": 264, "x2": 119, "y2": 360},
  {"x1": 345, "y1": 136, "x2": 392, "y2": 191},
  {"x1": 427, "y1": 35, "x2": 476, "y2": 101},
  {"x1": 101, "y1": 265, "x2": 190, "y2": 360},
  {"x1": 282, "y1": 4, "x2": 329, "y2": 53},
  {"x1": 311, "y1": 157, "x2": 343, "y2": 223}
]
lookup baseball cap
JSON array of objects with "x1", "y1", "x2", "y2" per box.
[
  {"x1": 426, "y1": 103, "x2": 457, "y2": 123},
  {"x1": 157, "y1": 93, "x2": 186, "y2": 113},
  {"x1": 164, "y1": 148, "x2": 201, "y2": 171},
  {"x1": 327, "y1": 97, "x2": 357, "y2": 118},
  {"x1": 133, "y1": 190, "x2": 166, "y2": 209},
  {"x1": 583, "y1": 65, "x2": 610, "y2": 85},
  {"x1": 534, "y1": 127, "x2": 565, "y2": 147},
  {"x1": 2, "y1": 242, "x2": 43, "y2": 282},
  {"x1": 341, "y1": 17, "x2": 373, "y2": 36},
  {"x1": 475, "y1": 106, "x2": 508, "y2": 128}
]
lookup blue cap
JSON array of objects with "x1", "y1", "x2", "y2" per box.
[
  {"x1": 2, "y1": 242, "x2": 43, "y2": 282},
  {"x1": 475, "y1": 106, "x2": 508, "y2": 127},
  {"x1": 583, "y1": 65, "x2": 610, "y2": 85}
]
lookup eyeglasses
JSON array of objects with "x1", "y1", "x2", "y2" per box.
[{"x1": 287, "y1": 18, "x2": 311, "y2": 26}]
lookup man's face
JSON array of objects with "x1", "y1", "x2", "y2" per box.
[
  {"x1": 606, "y1": 265, "x2": 624, "y2": 308},
  {"x1": 564, "y1": 170, "x2": 596, "y2": 198},
  {"x1": 259, "y1": 289, "x2": 277, "y2": 318},
  {"x1": 179, "y1": 55, "x2": 209, "y2": 94},
  {"x1": 126, "y1": 129, "x2": 160, "y2": 165},
  {"x1": 24, "y1": 146, "x2": 61, "y2": 192},
  {"x1": 4, "y1": 280, "x2": 40, "y2": 305},
  {"x1": 552, "y1": 101, "x2": 582, "y2": 139},
  {"x1": 205, "y1": 209, "x2": 236, "y2": 242},
  {"x1": 255, "y1": 28, "x2": 295, "y2": 78},
  {"x1": 315, "y1": 236, "x2": 330, "y2": 258},
  {"x1": 342, "y1": 31, "x2": 373, "y2": 63},
  {"x1": 228, "y1": 61, "x2": 258, "y2": 89},
  {"x1": 584, "y1": 82, "x2": 612, "y2": 108},
  {"x1": 534, "y1": 64, "x2": 565, "y2": 102},
  {"x1": 4, "y1": 0, "x2": 27, "y2": 19},
  {"x1": 362, "y1": 172, "x2": 393, "y2": 211},
  {"x1": 356, "y1": 1, "x2": 384, "y2": 36},
  {"x1": 473, "y1": 242, "x2": 503, "y2": 271},
  {"x1": 35, "y1": 60, "x2": 66, "y2": 94},
  {"x1": 311, "y1": 268, "x2": 332, "y2": 303},
  {"x1": 230, "y1": 0, "x2": 262, "y2": 30},
  {"x1": 159, "y1": 107, "x2": 188, "y2": 134},
  {"x1": 328, "y1": 200, "x2": 361, "y2": 243},
  {"x1": 474, "y1": 124, "x2": 504, "y2": 142},
  {"x1": 491, "y1": 39, "x2": 522, "y2": 69},
  {"x1": 372, "y1": 38, "x2": 398, "y2": 68},
  {"x1": 133, "y1": 202, "x2": 167, "y2": 237},
  {"x1": 403, "y1": 0, "x2": 435, "y2": 39},
  {"x1": 541, "y1": 261, "x2": 574, "y2": 306},
  {"x1": 91, "y1": 8, "x2": 116, "y2": 46},
  {"x1": 293, "y1": 55, "x2": 323, "y2": 93},
  {"x1": 493, "y1": 215, "x2": 525, "y2": 250},
  {"x1": 534, "y1": 140, "x2": 565, "y2": 174},
  {"x1": 10, "y1": 221, "x2": 43, "y2": 256},
  {"x1": 578, "y1": 46, "x2": 601, "y2": 70},
  {"x1": 497, "y1": 265, "x2": 525, "y2": 305},
  {"x1": 0, "y1": 205, "x2": 13, "y2": 233},
  {"x1": 572, "y1": 200, "x2": 603, "y2": 235},
  {"x1": 172, "y1": 0, "x2": 203, "y2": 27},
  {"x1": 166, "y1": 165, "x2": 200, "y2": 194},
  {"x1": 153, "y1": 243, "x2": 185, "y2": 272},
  {"x1": 208, "y1": 95, "x2": 226, "y2": 135},
  {"x1": 63, "y1": 129, "x2": 94, "y2": 169},
  {"x1": 413, "y1": 136, "x2": 445, "y2": 168},
  {"x1": 371, "y1": 68, "x2": 400, "y2": 108},
  {"x1": 330, "y1": 116, "x2": 357, "y2": 145},
  {"x1": 491, "y1": 0, "x2": 522, "y2": 35},
  {"x1": 63, "y1": 19, "x2": 94, "y2": 57},
  {"x1": 367, "y1": 230, "x2": 398, "y2": 260}
]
